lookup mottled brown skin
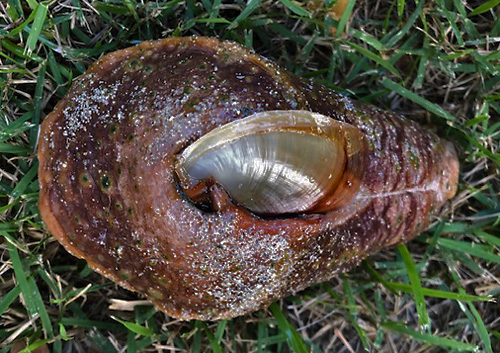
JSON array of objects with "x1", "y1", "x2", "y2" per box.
[{"x1": 38, "y1": 37, "x2": 459, "y2": 320}]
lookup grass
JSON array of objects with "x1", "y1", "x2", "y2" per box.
[{"x1": 0, "y1": 0, "x2": 498, "y2": 352}]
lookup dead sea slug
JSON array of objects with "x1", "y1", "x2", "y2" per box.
[{"x1": 38, "y1": 37, "x2": 459, "y2": 320}]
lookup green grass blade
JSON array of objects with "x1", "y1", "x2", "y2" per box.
[
  {"x1": 365, "y1": 262, "x2": 492, "y2": 302},
  {"x1": 1, "y1": 39, "x2": 44, "y2": 62},
  {"x1": 192, "y1": 321, "x2": 202, "y2": 353},
  {"x1": 341, "y1": 276, "x2": 371, "y2": 349},
  {"x1": 350, "y1": 28, "x2": 384, "y2": 50},
  {"x1": 0, "y1": 222, "x2": 20, "y2": 232},
  {"x1": 88, "y1": 331, "x2": 118, "y2": 352},
  {"x1": 122, "y1": 0, "x2": 140, "y2": 21},
  {"x1": 384, "y1": 0, "x2": 423, "y2": 48},
  {"x1": 7, "y1": 5, "x2": 37, "y2": 37},
  {"x1": 6, "y1": 241, "x2": 39, "y2": 319},
  {"x1": 6, "y1": 242, "x2": 54, "y2": 338},
  {"x1": 381, "y1": 78, "x2": 456, "y2": 121},
  {"x1": 0, "y1": 143, "x2": 31, "y2": 154},
  {"x1": 437, "y1": 238, "x2": 500, "y2": 264},
  {"x1": 199, "y1": 322, "x2": 223, "y2": 353},
  {"x1": 474, "y1": 230, "x2": 500, "y2": 248},
  {"x1": 345, "y1": 41, "x2": 401, "y2": 78},
  {"x1": 257, "y1": 314, "x2": 268, "y2": 352},
  {"x1": 19, "y1": 339, "x2": 52, "y2": 353},
  {"x1": 268, "y1": 22, "x2": 308, "y2": 46},
  {"x1": 25, "y1": 4, "x2": 48, "y2": 54},
  {"x1": 467, "y1": 302, "x2": 493, "y2": 353},
  {"x1": 389, "y1": 282, "x2": 492, "y2": 302},
  {"x1": 269, "y1": 302, "x2": 309, "y2": 353},
  {"x1": 436, "y1": 0, "x2": 464, "y2": 46},
  {"x1": 397, "y1": 0, "x2": 404, "y2": 18},
  {"x1": 468, "y1": 0, "x2": 500, "y2": 16},
  {"x1": 228, "y1": 0, "x2": 263, "y2": 29},
  {"x1": 214, "y1": 320, "x2": 227, "y2": 343},
  {"x1": 126, "y1": 330, "x2": 138, "y2": 353},
  {"x1": 112, "y1": 316, "x2": 154, "y2": 336},
  {"x1": 278, "y1": 0, "x2": 311, "y2": 17},
  {"x1": 31, "y1": 61, "x2": 47, "y2": 147},
  {"x1": 336, "y1": 0, "x2": 356, "y2": 38},
  {"x1": 7, "y1": 0, "x2": 23, "y2": 19},
  {"x1": 397, "y1": 244, "x2": 430, "y2": 331},
  {"x1": 10, "y1": 162, "x2": 38, "y2": 199},
  {"x1": 0, "y1": 111, "x2": 33, "y2": 142},
  {"x1": 47, "y1": 51, "x2": 66, "y2": 95},
  {"x1": 94, "y1": 2, "x2": 130, "y2": 15},
  {"x1": 0, "y1": 285, "x2": 21, "y2": 316},
  {"x1": 26, "y1": 0, "x2": 38, "y2": 9},
  {"x1": 195, "y1": 18, "x2": 230, "y2": 24},
  {"x1": 382, "y1": 322, "x2": 479, "y2": 351},
  {"x1": 60, "y1": 317, "x2": 125, "y2": 331}
]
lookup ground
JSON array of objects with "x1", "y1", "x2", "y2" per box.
[{"x1": 0, "y1": 1, "x2": 499, "y2": 352}]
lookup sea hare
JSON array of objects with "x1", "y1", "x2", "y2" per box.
[{"x1": 38, "y1": 37, "x2": 459, "y2": 320}]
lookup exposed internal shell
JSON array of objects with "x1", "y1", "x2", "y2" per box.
[{"x1": 175, "y1": 110, "x2": 366, "y2": 215}]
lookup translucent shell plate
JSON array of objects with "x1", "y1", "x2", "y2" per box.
[{"x1": 175, "y1": 110, "x2": 366, "y2": 215}]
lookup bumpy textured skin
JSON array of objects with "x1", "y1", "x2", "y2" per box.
[{"x1": 38, "y1": 37, "x2": 459, "y2": 320}]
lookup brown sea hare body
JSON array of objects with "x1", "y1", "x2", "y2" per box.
[{"x1": 38, "y1": 37, "x2": 459, "y2": 320}]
